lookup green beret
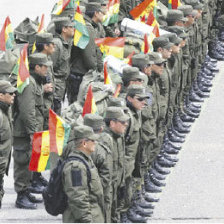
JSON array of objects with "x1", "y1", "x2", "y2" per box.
[
  {"x1": 35, "y1": 32, "x2": 54, "y2": 44},
  {"x1": 84, "y1": 114, "x2": 105, "y2": 131},
  {"x1": 29, "y1": 53, "x2": 52, "y2": 67},
  {"x1": 104, "y1": 107, "x2": 129, "y2": 121}
]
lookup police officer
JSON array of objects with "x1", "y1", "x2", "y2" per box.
[
  {"x1": 62, "y1": 125, "x2": 104, "y2": 223},
  {"x1": 50, "y1": 17, "x2": 74, "y2": 115},
  {"x1": 83, "y1": 113, "x2": 113, "y2": 223},
  {"x1": 13, "y1": 53, "x2": 52, "y2": 209},
  {"x1": 0, "y1": 81, "x2": 16, "y2": 208}
]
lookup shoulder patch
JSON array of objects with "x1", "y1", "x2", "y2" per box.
[{"x1": 71, "y1": 169, "x2": 82, "y2": 187}]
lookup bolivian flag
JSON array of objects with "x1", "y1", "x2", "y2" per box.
[
  {"x1": 82, "y1": 85, "x2": 98, "y2": 117},
  {"x1": 0, "y1": 16, "x2": 14, "y2": 51},
  {"x1": 12, "y1": 44, "x2": 30, "y2": 94},
  {"x1": 104, "y1": 61, "x2": 112, "y2": 85},
  {"x1": 74, "y1": 5, "x2": 89, "y2": 49},
  {"x1": 146, "y1": 10, "x2": 158, "y2": 27},
  {"x1": 130, "y1": 0, "x2": 156, "y2": 21},
  {"x1": 123, "y1": 51, "x2": 135, "y2": 65},
  {"x1": 113, "y1": 83, "x2": 121, "y2": 98},
  {"x1": 95, "y1": 37, "x2": 125, "y2": 59},
  {"x1": 29, "y1": 131, "x2": 50, "y2": 172},
  {"x1": 32, "y1": 14, "x2": 45, "y2": 53},
  {"x1": 49, "y1": 109, "x2": 71, "y2": 156},
  {"x1": 102, "y1": 0, "x2": 120, "y2": 26},
  {"x1": 168, "y1": 0, "x2": 182, "y2": 9},
  {"x1": 51, "y1": 0, "x2": 72, "y2": 15}
]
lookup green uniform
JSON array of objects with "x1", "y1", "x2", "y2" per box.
[
  {"x1": 13, "y1": 71, "x2": 44, "y2": 193},
  {"x1": 0, "y1": 102, "x2": 13, "y2": 202},
  {"x1": 62, "y1": 149, "x2": 104, "y2": 223}
]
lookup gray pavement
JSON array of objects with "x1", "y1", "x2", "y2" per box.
[{"x1": 148, "y1": 61, "x2": 224, "y2": 223}]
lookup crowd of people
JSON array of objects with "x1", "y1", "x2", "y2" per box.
[{"x1": 0, "y1": 0, "x2": 224, "y2": 223}]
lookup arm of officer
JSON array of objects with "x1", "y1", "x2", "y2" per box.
[
  {"x1": 18, "y1": 81, "x2": 36, "y2": 134},
  {"x1": 50, "y1": 39, "x2": 61, "y2": 77},
  {"x1": 63, "y1": 162, "x2": 92, "y2": 222}
]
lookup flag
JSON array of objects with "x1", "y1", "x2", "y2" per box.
[
  {"x1": 104, "y1": 61, "x2": 112, "y2": 85},
  {"x1": 124, "y1": 51, "x2": 135, "y2": 65},
  {"x1": 49, "y1": 109, "x2": 71, "y2": 156},
  {"x1": 95, "y1": 37, "x2": 125, "y2": 59},
  {"x1": 146, "y1": 10, "x2": 157, "y2": 26},
  {"x1": 130, "y1": 0, "x2": 155, "y2": 21},
  {"x1": 113, "y1": 83, "x2": 121, "y2": 97},
  {"x1": 148, "y1": 24, "x2": 160, "y2": 51},
  {"x1": 102, "y1": 0, "x2": 120, "y2": 26},
  {"x1": 12, "y1": 44, "x2": 30, "y2": 93},
  {"x1": 153, "y1": 24, "x2": 160, "y2": 37},
  {"x1": 153, "y1": 0, "x2": 158, "y2": 20},
  {"x1": 73, "y1": 5, "x2": 89, "y2": 49},
  {"x1": 0, "y1": 16, "x2": 14, "y2": 51},
  {"x1": 143, "y1": 33, "x2": 149, "y2": 54},
  {"x1": 32, "y1": 14, "x2": 45, "y2": 53},
  {"x1": 51, "y1": 0, "x2": 72, "y2": 15},
  {"x1": 141, "y1": 15, "x2": 146, "y2": 23},
  {"x1": 82, "y1": 85, "x2": 98, "y2": 117},
  {"x1": 29, "y1": 131, "x2": 50, "y2": 172},
  {"x1": 168, "y1": 0, "x2": 181, "y2": 9}
]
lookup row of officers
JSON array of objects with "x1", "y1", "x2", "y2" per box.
[{"x1": 0, "y1": 0, "x2": 224, "y2": 223}]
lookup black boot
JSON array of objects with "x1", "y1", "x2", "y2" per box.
[
  {"x1": 127, "y1": 207, "x2": 147, "y2": 223},
  {"x1": 120, "y1": 212, "x2": 131, "y2": 223},
  {"x1": 32, "y1": 172, "x2": 48, "y2": 187},
  {"x1": 132, "y1": 202, "x2": 154, "y2": 217},
  {"x1": 15, "y1": 191, "x2": 37, "y2": 209},
  {"x1": 153, "y1": 161, "x2": 171, "y2": 175},
  {"x1": 136, "y1": 190, "x2": 155, "y2": 209}
]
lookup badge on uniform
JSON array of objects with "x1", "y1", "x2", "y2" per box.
[{"x1": 71, "y1": 169, "x2": 82, "y2": 187}]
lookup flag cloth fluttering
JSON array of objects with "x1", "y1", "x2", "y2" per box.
[
  {"x1": 73, "y1": 5, "x2": 89, "y2": 49},
  {"x1": 130, "y1": 0, "x2": 157, "y2": 21},
  {"x1": 168, "y1": 0, "x2": 182, "y2": 9},
  {"x1": 95, "y1": 37, "x2": 125, "y2": 59},
  {"x1": 12, "y1": 44, "x2": 30, "y2": 93},
  {"x1": 104, "y1": 61, "x2": 112, "y2": 85},
  {"x1": 0, "y1": 16, "x2": 14, "y2": 51},
  {"x1": 146, "y1": 9, "x2": 158, "y2": 26},
  {"x1": 32, "y1": 14, "x2": 45, "y2": 53},
  {"x1": 29, "y1": 131, "x2": 50, "y2": 172},
  {"x1": 82, "y1": 85, "x2": 98, "y2": 117},
  {"x1": 113, "y1": 83, "x2": 121, "y2": 97},
  {"x1": 49, "y1": 109, "x2": 71, "y2": 156},
  {"x1": 102, "y1": 0, "x2": 120, "y2": 26},
  {"x1": 51, "y1": 0, "x2": 72, "y2": 15}
]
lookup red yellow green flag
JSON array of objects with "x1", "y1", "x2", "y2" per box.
[
  {"x1": 168, "y1": 0, "x2": 182, "y2": 9},
  {"x1": 124, "y1": 51, "x2": 135, "y2": 65},
  {"x1": 0, "y1": 16, "x2": 14, "y2": 51},
  {"x1": 144, "y1": 33, "x2": 149, "y2": 54},
  {"x1": 51, "y1": 0, "x2": 72, "y2": 15},
  {"x1": 104, "y1": 61, "x2": 112, "y2": 85},
  {"x1": 141, "y1": 15, "x2": 146, "y2": 23},
  {"x1": 130, "y1": 0, "x2": 155, "y2": 21},
  {"x1": 73, "y1": 5, "x2": 89, "y2": 49},
  {"x1": 82, "y1": 85, "x2": 98, "y2": 117},
  {"x1": 12, "y1": 44, "x2": 30, "y2": 93},
  {"x1": 32, "y1": 14, "x2": 45, "y2": 53},
  {"x1": 113, "y1": 83, "x2": 121, "y2": 98},
  {"x1": 49, "y1": 109, "x2": 71, "y2": 156},
  {"x1": 29, "y1": 131, "x2": 50, "y2": 172},
  {"x1": 103, "y1": 0, "x2": 120, "y2": 26},
  {"x1": 146, "y1": 10, "x2": 158, "y2": 26},
  {"x1": 95, "y1": 37, "x2": 125, "y2": 59}
]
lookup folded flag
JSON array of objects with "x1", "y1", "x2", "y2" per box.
[
  {"x1": 12, "y1": 43, "x2": 30, "y2": 94},
  {"x1": 29, "y1": 131, "x2": 50, "y2": 172},
  {"x1": 51, "y1": 0, "x2": 72, "y2": 15},
  {"x1": 32, "y1": 14, "x2": 45, "y2": 53},
  {"x1": 168, "y1": 0, "x2": 182, "y2": 9},
  {"x1": 49, "y1": 109, "x2": 71, "y2": 156},
  {"x1": 95, "y1": 37, "x2": 125, "y2": 59},
  {"x1": 103, "y1": 0, "x2": 120, "y2": 26},
  {"x1": 73, "y1": 5, "x2": 89, "y2": 49},
  {"x1": 0, "y1": 16, "x2": 14, "y2": 51},
  {"x1": 104, "y1": 61, "x2": 112, "y2": 85},
  {"x1": 82, "y1": 85, "x2": 98, "y2": 117}
]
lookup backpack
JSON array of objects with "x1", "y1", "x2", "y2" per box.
[{"x1": 42, "y1": 156, "x2": 91, "y2": 216}]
